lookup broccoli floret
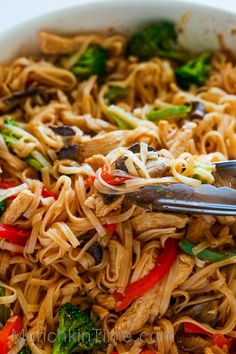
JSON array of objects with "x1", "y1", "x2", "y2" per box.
[
  {"x1": 52, "y1": 303, "x2": 105, "y2": 354},
  {"x1": 104, "y1": 86, "x2": 128, "y2": 103},
  {"x1": 19, "y1": 346, "x2": 31, "y2": 354},
  {"x1": 175, "y1": 51, "x2": 213, "y2": 89},
  {"x1": 126, "y1": 22, "x2": 187, "y2": 61},
  {"x1": 71, "y1": 46, "x2": 107, "y2": 79}
]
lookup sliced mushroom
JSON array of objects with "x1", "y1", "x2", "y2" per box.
[
  {"x1": 57, "y1": 144, "x2": 79, "y2": 161},
  {"x1": 183, "y1": 300, "x2": 218, "y2": 327},
  {"x1": 190, "y1": 101, "x2": 205, "y2": 119},
  {"x1": 128, "y1": 142, "x2": 156, "y2": 153},
  {"x1": 0, "y1": 87, "x2": 41, "y2": 112},
  {"x1": 88, "y1": 244, "x2": 103, "y2": 264},
  {"x1": 50, "y1": 125, "x2": 75, "y2": 136},
  {"x1": 176, "y1": 333, "x2": 210, "y2": 353},
  {"x1": 146, "y1": 160, "x2": 170, "y2": 178},
  {"x1": 102, "y1": 194, "x2": 117, "y2": 205}
]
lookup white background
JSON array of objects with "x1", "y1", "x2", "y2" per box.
[{"x1": 1, "y1": 0, "x2": 236, "y2": 33}]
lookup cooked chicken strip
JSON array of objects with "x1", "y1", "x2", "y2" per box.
[
  {"x1": 85, "y1": 192, "x2": 124, "y2": 217},
  {"x1": 2, "y1": 190, "x2": 34, "y2": 225},
  {"x1": 110, "y1": 287, "x2": 158, "y2": 341},
  {"x1": 78, "y1": 130, "x2": 130, "y2": 161},
  {"x1": 39, "y1": 32, "x2": 101, "y2": 54},
  {"x1": 149, "y1": 254, "x2": 194, "y2": 322},
  {"x1": 111, "y1": 254, "x2": 194, "y2": 339},
  {"x1": 131, "y1": 212, "x2": 189, "y2": 233}
]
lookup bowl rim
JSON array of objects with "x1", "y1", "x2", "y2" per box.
[{"x1": 0, "y1": 0, "x2": 235, "y2": 40}]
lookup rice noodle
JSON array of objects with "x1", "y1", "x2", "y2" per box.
[{"x1": 0, "y1": 28, "x2": 235, "y2": 354}]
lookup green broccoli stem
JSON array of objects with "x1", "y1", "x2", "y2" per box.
[
  {"x1": 25, "y1": 155, "x2": 44, "y2": 170},
  {"x1": 104, "y1": 86, "x2": 128, "y2": 103},
  {"x1": 179, "y1": 239, "x2": 236, "y2": 262},
  {"x1": 146, "y1": 105, "x2": 191, "y2": 122},
  {"x1": 1, "y1": 120, "x2": 49, "y2": 170}
]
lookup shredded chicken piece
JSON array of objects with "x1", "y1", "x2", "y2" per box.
[
  {"x1": 85, "y1": 154, "x2": 106, "y2": 171},
  {"x1": 186, "y1": 216, "x2": 215, "y2": 243},
  {"x1": 149, "y1": 254, "x2": 194, "y2": 322},
  {"x1": 62, "y1": 111, "x2": 116, "y2": 134},
  {"x1": 131, "y1": 212, "x2": 189, "y2": 234},
  {"x1": 111, "y1": 255, "x2": 194, "y2": 339},
  {"x1": 217, "y1": 215, "x2": 236, "y2": 225},
  {"x1": 110, "y1": 288, "x2": 158, "y2": 341},
  {"x1": 39, "y1": 31, "x2": 104, "y2": 54},
  {"x1": 39, "y1": 32, "x2": 78, "y2": 54},
  {"x1": 2, "y1": 190, "x2": 34, "y2": 225},
  {"x1": 78, "y1": 131, "x2": 130, "y2": 161},
  {"x1": 85, "y1": 192, "x2": 124, "y2": 217}
]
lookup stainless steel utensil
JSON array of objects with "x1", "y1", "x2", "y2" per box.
[{"x1": 126, "y1": 160, "x2": 236, "y2": 215}]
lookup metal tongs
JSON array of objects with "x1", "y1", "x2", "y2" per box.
[{"x1": 126, "y1": 160, "x2": 236, "y2": 215}]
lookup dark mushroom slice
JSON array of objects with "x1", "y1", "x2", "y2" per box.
[
  {"x1": 146, "y1": 160, "x2": 171, "y2": 178},
  {"x1": 78, "y1": 235, "x2": 103, "y2": 264},
  {"x1": 176, "y1": 333, "x2": 211, "y2": 353},
  {"x1": 128, "y1": 142, "x2": 156, "y2": 153},
  {"x1": 115, "y1": 156, "x2": 128, "y2": 172},
  {"x1": 102, "y1": 194, "x2": 117, "y2": 205},
  {"x1": 57, "y1": 144, "x2": 79, "y2": 161},
  {"x1": 189, "y1": 101, "x2": 205, "y2": 119},
  {"x1": 183, "y1": 300, "x2": 218, "y2": 327},
  {"x1": 88, "y1": 244, "x2": 103, "y2": 264},
  {"x1": 50, "y1": 125, "x2": 76, "y2": 136},
  {"x1": 0, "y1": 87, "x2": 42, "y2": 112}
]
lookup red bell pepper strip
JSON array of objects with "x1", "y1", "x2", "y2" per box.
[
  {"x1": 141, "y1": 351, "x2": 160, "y2": 354},
  {"x1": 0, "y1": 180, "x2": 18, "y2": 189},
  {"x1": 6, "y1": 195, "x2": 16, "y2": 206},
  {"x1": 0, "y1": 315, "x2": 22, "y2": 354},
  {"x1": 84, "y1": 175, "x2": 96, "y2": 188},
  {"x1": 212, "y1": 334, "x2": 234, "y2": 349},
  {"x1": 0, "y1": 225, "x2": 31, "y2": 246},
  {"x1": 184, "y1": 323, "x2": 209, "y2": 335},
  {"x1": 104, "y1": 223, "x2": 117, "y2": 232},
  {"x1": 101, "y1": 165, "x2": 131, "y2": 185},
  {"x1": 114, "y1": 238, "x2": 178, "y2": 311},
  {"x1": 42, "y1": 187, "x2": 58, "y2": 200}
]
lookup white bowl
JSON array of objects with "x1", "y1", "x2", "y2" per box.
[{"x1": 1, "y1": 0, "x2": 236, "y2": 63}]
